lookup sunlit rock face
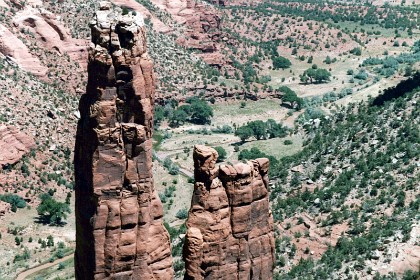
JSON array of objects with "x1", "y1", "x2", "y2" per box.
[
  {"x1": 74, "y1": 2, "x2": 173, "y2": 279},
  {"x1": 183, "y1": 145, "x2": 275, "y2": 280}
]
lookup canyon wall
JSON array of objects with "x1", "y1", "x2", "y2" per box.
[
  {"x1": 183, "y1": 145, "x2": 275, "y2": 280},
  {"x1": 74, "y1": 2, "x2": 173, "y2": 279}
]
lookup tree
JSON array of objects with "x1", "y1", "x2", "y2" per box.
[
  {"x1": 235, "y1": 126, "x2": 253, "y2": 143},
  {"x1": 154, "y1": 105, "x2": 165, "y2": 126},
  {"x1": 214, "y1": 146, "x2": 227, "y2": 162},
  {"x1": 238, "y1": 147, "x2": 278, "y2": 165},
  {"x1": 266, "y1": 119, "x2": 288, "y2": 138},
  {"x1": 301, "y1": 68, "x2": 331, "y2": 84},
  {"x1": 37, "y1": 194, "x2": 71, "y2": 225},
  {"x1": 350, "y1": 47, "x2": 362, "y2": 56},
  {"x1": 169, "y1": 108, "x2": 188, "y2": 127},
  {"x1": 47, "y1": 235, "x2": 54, "y2": 247},
  {"x1": 272, "y1": 56, "x2": 292, "y2": 69},
  {"x1": 324, "y1": 56, "x2": 332, "y2": 64},
  {"x1": 282, "y1": 90, "x2": 303, "y2": 110},
  {"x1": 248, "y1": 120, "x2": 267, "y2": 140},
  {"x1": 190, "y1": 100, "x2": 213, "y2": 125}
]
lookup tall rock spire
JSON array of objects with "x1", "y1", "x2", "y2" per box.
[
  {"x1": 183, "y1": 145, "x2": 275, "y2": 280},
  {"x1": 74, "y1": 2, "x2": 173, "y2": 279}
]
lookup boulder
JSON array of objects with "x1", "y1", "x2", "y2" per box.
[{"x1": 0, "y1": 125, "x2": 35, "y2": 167}]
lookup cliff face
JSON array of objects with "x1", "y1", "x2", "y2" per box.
[
  {"x1": 74, "y1": 2, "x2": 173, "y2": 279},
  {"x1": 183, "y1": 145, "x2": 275, "y2": 280}
]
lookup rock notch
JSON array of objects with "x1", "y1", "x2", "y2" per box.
[
  {"x1": 74, "y1": 2, "x2": 173, "y2": 279},
  {"x1": 183, "y1": 145, "x2": 275, "y2": 279}
]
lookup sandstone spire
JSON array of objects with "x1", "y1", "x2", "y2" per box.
[
  {"x1": 183, "y1": 145, "x2": 275, "y2": 280},
  {"x1": 74, "y1": 2, "x2": 173, "y2": 279}
]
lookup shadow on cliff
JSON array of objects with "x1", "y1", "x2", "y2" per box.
[{"x1": 371, "y1": 72, "x2": 420, "y2": 106}]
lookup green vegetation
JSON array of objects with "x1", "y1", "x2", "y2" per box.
[
  {"x1": 300, "y1": 67, "x2": 331, "y2": 84},
  {"x1": 270, "y1": 85, "x2": 419, "y2": 278},
  {"x1": 279, "y1": 87, "x2": 303, "y2": 110},
  {"x1": 273, "y1": 56, "x2": 292, "y2": 70},
  {"x1": 214, "y1": 146, "x2": 227, "y2": 162},
  {"x1": 37, "y1": 193, "x2": 71, "y2": 225},
  {"x1": 235, "y1": 119, "x2": 288, "y2": 142},
  {"x1": 155, "y1": 97, "x2": 214, "y2": 127},
  {"x1": 239, "y1": 147, "x2": 279, "y2": 166},
  {"x1": 0, "y1": 194, "x2": 26, "y2": 212}
]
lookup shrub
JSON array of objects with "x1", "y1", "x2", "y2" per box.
[
  {"x1": 284, "y1": 140, "x2": 293, "y2": 145},
  {"x1": 214, "y1": 146, "x2": 227, "y2": 162},
  {"x1": 0, "y1": 194, "x2": 26, "y2": 211},
  {"x1": 175, "y1": 208, "x2": 188, "y2": 219}
]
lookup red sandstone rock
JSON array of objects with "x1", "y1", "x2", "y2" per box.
[
  {"x1": 183, "y1": 145, "x2": 275, "y2": 280},
  {"x1": 0, "y1": 24, "x2": 48, "y2": 76},
  {"x1": 13, "y1": 7, "x2": 88, "y2": 67},
  {"x1": 74, "y1": 3, "x2": 173, "y2": 279},
  {"x1": 0, "y1": 125, "x2": 35, "y2": 167},
  {"x1": 0, "y1": 201, "x2": 11, "y2": 217},
  {"x1": 150, "y1": 0, "x2": 223, "y2": 61}
]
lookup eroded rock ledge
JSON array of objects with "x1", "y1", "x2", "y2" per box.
[
  {"x1": 183, "y1": 145, "x2": 275, "y2": 280},
  {"x1": 74, "y1": 2, "x2": 173, "y2": 279}
]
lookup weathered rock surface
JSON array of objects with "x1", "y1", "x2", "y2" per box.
[
  {"x1": 74, "y1": 3, "x2": 173, "y2": 279},
  {"x1": 13, "y1": 7, "x2": 88, "y2": 66},
  {"x1": 0, "y1": 24, "x2": 48, "y2": 76},
  {"x1": 0, "y1": 125, "x2": 35, "y2": 167},
  {"x1": 183, "y1": 145, "x2": 275, "y2": 280},
  {"x1": 111, "y1": 0, "x2": 172, "y2": 33},
  {"x1": 149, "y1": 0, "x2": 223, "y2": 63}
]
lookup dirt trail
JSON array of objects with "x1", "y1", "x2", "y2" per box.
[{"x1": 16, "y1": 254, "x2": 73, "y2": 280}]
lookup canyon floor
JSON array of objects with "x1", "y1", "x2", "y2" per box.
[{"x1": 0, "y1": 0, "x2": 419, "y2": 279}]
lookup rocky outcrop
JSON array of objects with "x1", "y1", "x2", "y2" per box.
[
  {"x1": 148, "y1": 0, "x2": 223, "y2": 64},
  {"x1": 0, "y1": 125, "x2": 35, "y2": 167},
  {"x1": 0, "y1": 24, "x2": 48, "y2": 76},
  {"x1": 111, "y1": 0, "x2": 172, "y2": 33},
  {"x1": 74, "y1": 2, "x2": 173, "y2": 279},
  {"x1": 183, "y1": 145, "x2": 275, "y2": 280},
  {"x1": 13, "y1": 7, "x2": 87, "y2": 65}
]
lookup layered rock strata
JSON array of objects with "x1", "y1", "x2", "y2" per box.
[
  {"x1": 183, "y1": 145, "x2": 275, "y2": 280},
  {"x1": 74, "y1": 3, "x2": 173, "y2": 279}
]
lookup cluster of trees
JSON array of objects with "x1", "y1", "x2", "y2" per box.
[
  {"x1": 163, "y1": 158, "x2": 179, "y2": 175},
  {"x1": 361, "y1": 42, "x2": 420, "y2": 79},
  {"x1": 273, "y1": 56, "x2": 292, "y2": 69},
  {"x1": 260, "y1": 40, "x2": 292, "y2": 70},
  {"x1": 230, "y1": 56, "x2": 259, "y2": 84},
  {"x1": 269, "y1": 80, "x2": 419, "y2": 278},
  {"x1": 0, "y1": 194, "x2": 26, "y2": 212},
  {"x1": 235, "y1": 119, "x2": 289, "y2": 142},
  {"x1": 300, "y1": 65, "x2": 331, "y2": 84},
  {"x1": 238, "y1": 147, "x2": 278, "y2": 166},
  {"x1": 37, "y1": 193, "x2": 70, "y2": 225},
  {"x1": 278, "y1": 86, "x2": 304, "y2": 110},
  {"x1": 155, "y1": 97, "x2": 213, "y2": 128},
  {"x1": 254, "y1": 2, "x2": 419, "y2": 30}
]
